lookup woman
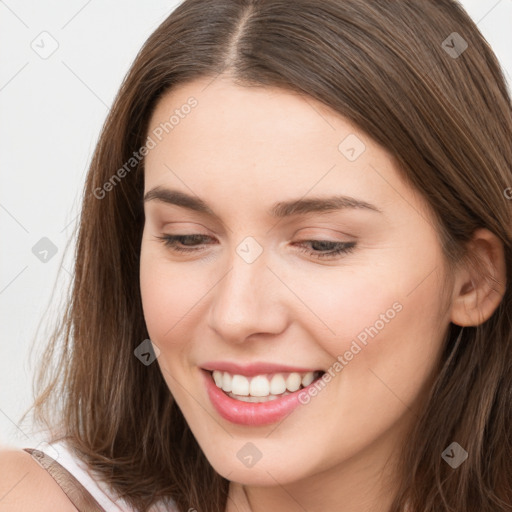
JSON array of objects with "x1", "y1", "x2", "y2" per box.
[{"x1": 1, "y1": 0, "x2": 510, "y2": 511}]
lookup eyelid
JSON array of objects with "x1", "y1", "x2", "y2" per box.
[
  {"x1": 157, "y1": 225, "x2": 357, "y2": 247},
  {"x1": 292, "y1": 226, "x2": 359, "y2": 242},
  {"x1": 160, "y1": 220, "x2": 213, "y2": 232},
  {"x1": 155, "y1": 233, "x2": 357, "y2": 261},
  {"x1": 159, "y1": 221, "x2": 355, "y2": 239},
  {"x1": 153, "y1": 209, "x2": 225, "y2": 235}
]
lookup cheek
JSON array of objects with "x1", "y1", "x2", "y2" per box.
[
  {"x1": 297, "y1": 248, "x2": 448, "y2": 408},
  {"x1": 139, "y1": 240, "x2": 214, "y2": 347},
  {"x1": 283, "y1": 262, "x2": 405, "y2": 358},
  {"x1": 140, "y1": 240, "x2": 186, "y2": 343}
]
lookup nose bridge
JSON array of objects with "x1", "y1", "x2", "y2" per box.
[{"x1": 208, "y1": 238, "x2": 286, "y2": 341}]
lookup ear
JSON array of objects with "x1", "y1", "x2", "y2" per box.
[{"x1": 450, "y1": 228, "x2": 507, "y2": 327}]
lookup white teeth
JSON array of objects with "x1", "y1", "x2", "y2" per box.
[
  {"x1": 269, "y1": 374, "x2": 286, "y2": 395},
  {"x1": 286, "y1": 373, "x2": 302, "y2": 392},
  {"x1": 227, "y1": 392, "x2": 289, "y2": 402},
  {"x1": 301, "y1": 372, "x2": 315, "y2": 387},
  {"x1": 212, "y1": 370, "x2": 223, "y2": 387},
  {"x1": 211, "y1": 370, "x2": 321, "y2": 398},
  {"x1": 231, "y1": 374, "x2": 250, "y2": 396},
  {"x1": 250, "y1": 375, "x2": 270, "y2": 397},
  {"x1": 222, "y1": 372, "x2": 232, "y2": 392}
]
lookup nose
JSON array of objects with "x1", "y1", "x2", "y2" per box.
[{"x1": 207, "y1": 247, "x2": 288, "y2": 344}]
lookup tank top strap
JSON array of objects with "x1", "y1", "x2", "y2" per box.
[{"x1": 23, "y1": 447, "x2": 106, "y2": 512}]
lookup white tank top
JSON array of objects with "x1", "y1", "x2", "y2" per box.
[{"x1": 35, "y1": 440, "x2": 179, "y2": 511}]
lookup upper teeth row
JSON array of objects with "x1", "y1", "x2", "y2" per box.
[{"x1": 212, "y1": 370, "x2": 319, "y2": 397}]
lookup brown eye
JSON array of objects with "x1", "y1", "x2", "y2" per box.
[
  {"x1": 293, "y1": 240, "x2": 356, "y2": 259},
  {"x1": 156, "y1": 234, "x2": 213, "y2": 253}
]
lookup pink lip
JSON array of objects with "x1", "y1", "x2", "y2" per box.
[
  {"x1": 201, "y1": 369, "x2": 321, "y2": 426},
  {"x1": 201, "y1": 360, "x2": 321, "y2": 377}
]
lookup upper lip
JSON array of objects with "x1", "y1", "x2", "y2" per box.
[{"x1": 201, "y1": 361, "x2": 323, "y2": 376}]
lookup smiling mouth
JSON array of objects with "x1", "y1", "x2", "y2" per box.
[{"x1": 206, "y1": 369, "x2": 326, "y2": 403}]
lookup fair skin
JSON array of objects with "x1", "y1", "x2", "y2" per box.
[
  {"x1": 139, "y1": 75, "x2": 506, "y2": 512},
  {"x1": 0, "y1": 449, "x2": 78, "y2": 511},
  {"x1": 0, "y1": 75, "x2": 505, "y2": 512}
]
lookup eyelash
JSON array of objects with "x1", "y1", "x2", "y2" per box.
[{"x1": 155, "y1": 234, "x2": 356, "y2": 260}]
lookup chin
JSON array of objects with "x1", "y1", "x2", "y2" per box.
[{"x1": 202, "y1": 446, "x2": 312, "y2": 486}]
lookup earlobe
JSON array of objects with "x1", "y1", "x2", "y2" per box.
[{"x1": 449, "y1": 228, "x2": 507, "y2": 327}]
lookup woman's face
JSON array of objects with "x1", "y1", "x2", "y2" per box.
[{"x1": 140, "y1": 76, "x2": 454, "y2": 487}]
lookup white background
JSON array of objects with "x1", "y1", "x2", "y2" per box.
[{"x1": 1, "y1": 0, "x2": 511, "y2": 449}]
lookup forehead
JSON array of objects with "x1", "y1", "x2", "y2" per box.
[
  {"x1": 148, "y1": 75, "x2": 343, "y2": 140},
  {"x1": 151, "y1": 77, "x2": 363, "y2": 164},
  {"x1": 145, "y1": 75, "x2": 378, "y2": 168},
  {"x1": 142, "y1": 76, "x2": 431, "y2": 226}
]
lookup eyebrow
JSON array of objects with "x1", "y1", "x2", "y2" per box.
[{"x1": 143, "y1": 186, "x2": 383, "y2": 218}]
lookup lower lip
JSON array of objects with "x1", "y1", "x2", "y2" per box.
[{"x1": 201, "y1": 369, "x2": 320, "y2": 426}]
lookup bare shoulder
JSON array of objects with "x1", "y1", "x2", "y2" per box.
[{"x1": 0, "y1": 448, "x2": 78, "y2": 511}]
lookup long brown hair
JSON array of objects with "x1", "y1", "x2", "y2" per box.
[{"x1": 25, "y1": 1, "x2": 512, "y2": 510}]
